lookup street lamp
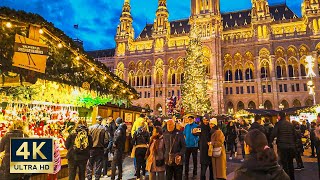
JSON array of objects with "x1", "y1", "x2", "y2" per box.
[
  {"x1": 158, "y1": 106, "x2": 163, "y2": 116},
  {"x1": 279, "y1": 103, "x2": 284, "y2": 110},
  {"x1": 259, "y1": 104, "x2": 264, "y2": 109},
  {"x1": 306, "y1": 55, "x2": 316, "y2": 105}
]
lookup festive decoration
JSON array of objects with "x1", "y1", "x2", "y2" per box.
[
  {"x1": 0, "y1": 7, "x2": 138, "y2": 106},
  {"x1": 181, "y1": 25, "x2": 211, "y2": 115}
]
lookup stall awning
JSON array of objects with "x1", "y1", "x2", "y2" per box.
[{"x1": 235, "y1": 109, "x2": 279, "y2": 117}]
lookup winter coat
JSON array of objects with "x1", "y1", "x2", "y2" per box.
[
  {"x1": 106, "y1": 120, "x2": 117, "y2": 139},
  {"x1": 211, "y1": 129, "x2": 227, "y2": 179},
  {"x1": 113, "y1": 123, "x2": 127, "y2": 153},
  {"x1": 249, "y1": 122, "x2": 266, "y2": 134},
  {"x1": 146, "y1": 136, "x2": 165, "y2": 172},
  {"x1": 199, "y1": 123, "x2": 212, "y2": 165},
  {"x1": 238, "y1": 124, "x2": 249, "y2": 143},
  {"x1": 131, "y1": 117, "x2": 148, "y2": 138},
  {"x1": 270, "y1": 120, "x2": 296, "y2": 149},
  {"x1": 163, "y1": 129, "x2": 186, "y2": 166},
  {"x1": 0, "y1": 130, "x2": 27, "y2": 179},
  {"x1": 310, "y1": 127, "x2": 316, "y2": 142},
  {"x1": 132, "y1": 127, "x2": 150, "y2": 146},
  {"x1": 226, "y1": 125, "x2": 237, "y2": 143},
  {"x1": 65, "y1": 125, "x2": 93, "y2": 161},
  {"x1": 264, "y1": 123, "x2": 274, "y2": 144},
  {"x1": 88, "y1": 123, "x2": 109, "y2": 148},
  {"x1": 183, "y1": 122, "x2": 199, "y2": 148},
  {"x1": 233, "y1": 154, "x2": 290, "y2": 180},
  {"x1": 294, "y1": 126, "x2": 303, "y2": 153}
]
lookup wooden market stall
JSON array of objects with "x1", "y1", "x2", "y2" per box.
[
  {"x1": 235, "y1": 109, "x2": 279, "y2": 124},
  {"x1": 0, "y1": 7, "x2": 139, "y2": 179}
]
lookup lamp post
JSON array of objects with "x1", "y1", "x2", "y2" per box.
[
  {"x1": 306, "y1": 55, "x2": 317, "y2": 105},
  {"x1": 279, "y1": 103, "x2": 284, "y2": 110},
  {"x1": 158, "y1": 106, "x2": 163, "y2": 116}
]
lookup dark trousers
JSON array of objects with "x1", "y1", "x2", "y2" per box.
[
  {"x1": 86, "y1": 149, "x2": 104, "y2": 180},
  {"x1": 317, "y1": 146, "x2": 320, "y2": 179},
  {"x1": 111, "y1": 150, "x2": 123, "y2": 180},
  {"x1": 135, "y1": 147, "x2": 147, "y2": 178},
  {"x1": 166, "y1": 165, "x2": 183, "y2": 180},
  {"x1": 102, "y1": 150, "x2": 110, "y2": 176},
  {"x1": 200, "y1": 163, "x2": 214, "y2": 180},
  {"x1": 228, "y1": 141, "x2": 237, "y2": 157},
  {"x1": 68, "y1": 159, "x2": 87, "y2": 180},
  {"x1": 185, "y1": 147, "x2": 198, "y2": 175},
  {"x1": 295, "y1": 151, "x2": 304, "y2": 168},
  {"x1": 278, "y1": 148, "x2": 295, "y2": 180},
  {"x1": 311, "y1": 140, "x2": 316, "y2": 156},
  {"x1": 240, "y1": 143, "x2": 245, "y2": 159}
]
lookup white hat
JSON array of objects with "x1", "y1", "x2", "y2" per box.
[{"x1": 210, "y1": 118, "x2": 218, "y2": 126}]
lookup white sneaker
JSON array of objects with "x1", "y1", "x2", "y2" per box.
[
  {"x1": 240, "y1": 159, "x2": 245, "y2": 162},
  {"x1": 229, "y1": 157, "x2": 233, "y2": 160}
]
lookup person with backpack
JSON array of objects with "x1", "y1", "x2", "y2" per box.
[
  {"x1": 111, "y1": 117, "x2": 127, "y2": 180},
  {"x1": 86, "y1": 116, "x2": 110, "y2": 180},
  {"x1": 234, "y1": 129, "x2": 290, "y2": 180},
  {"x1": 132, "y1": 124, "x2": 150, "y2": 180},
  {"x1": 65, "y1": 120, "x2": 93, "y2": 180}
]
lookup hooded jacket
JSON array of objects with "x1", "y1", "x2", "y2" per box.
[
  {"x1": 113, "y1": 123, "x2": 127, "y2": 152},
  {"x1": 183, "y1": 122, "x2": 199, "y2": 148},
  {"x1": 234, "y1": 154, "x2": 290, "y2": 180}
]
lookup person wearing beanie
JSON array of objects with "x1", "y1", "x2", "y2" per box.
[
  {"x1": 234, "y1": 129, "x2": 289, "y2": 180},
  {"x1": 111, "y1": 117, "x2": 127, "y2": 180},
  {"x1": 270, "y1": 113, "x2": 296, "y2": 180},
  {"x1": 86, "y1": 116, "x2": 110, "y2": 180}
]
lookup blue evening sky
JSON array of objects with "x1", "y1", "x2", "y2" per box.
[{"x1": 0, "y1": 0, "x2": 302, "y2": 50}]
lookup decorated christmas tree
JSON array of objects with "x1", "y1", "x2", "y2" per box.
[{"x1": 181, "y1": 25, "x2": 211, "y2": 115}]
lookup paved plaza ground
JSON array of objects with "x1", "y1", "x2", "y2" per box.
[{"x1": 63, "y1": 148, "x2": 318, "y2": 180}]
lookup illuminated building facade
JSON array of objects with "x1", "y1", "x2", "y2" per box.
[{"x1": 90, "y1": 0, "x2": 320, "y2": 115}]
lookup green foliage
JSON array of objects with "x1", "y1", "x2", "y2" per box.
[{"x1": 181, "y1": 25, "x2": 212, "y2": 115}]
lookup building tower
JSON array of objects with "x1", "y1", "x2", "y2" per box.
[
  {"x1": 115, "y1": 0, "x2": 134, "y2": 56},
  {"x1": 251, "y1": 0, "x2": 271, "y2": 39},
  {"x1": 190, "y1": 0, "x2": 224, "y2": 114},
  {"x1": 152, "y1": 0, "x2": 170, "y2": 52}
]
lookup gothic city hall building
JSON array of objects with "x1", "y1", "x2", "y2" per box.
[{"x1": 89, "y1": 0, "x2": 320, "y2": 115}]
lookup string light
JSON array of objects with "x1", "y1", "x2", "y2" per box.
[
  {"x1": 39, "y1": 29, "x2": 44, "y2": 34},
  {"x1": 122, "y1": 90, "x2": 126, "y2": 93},
  {"x1": 5, "y1": 22, "x2": 12, "y2": 28},
  {"x1": 57, "y1": 43, "x2": 63, "y2": 48},
  {"x1": 91, "y1": 67, "x2": 95, "y2": 71},
  {"x1": 104, "y1": 76, "x2": 107, "y2": 80},
  {"x1": 113, "y1": 84, "x2": 118, "y2": 88},
  {"x1": 76, "y1": 56, "x2": 80, "y2": 60},
  {"x1": 129, "y1": 95, "x2": 134, "y2": 99}
]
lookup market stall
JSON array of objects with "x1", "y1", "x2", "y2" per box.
[
  {"x1": 235, "y1": 109, "x2": 279, "y2": 124},
  {"x1": 0, "y1": 7, "x2": 138, "y2": 179}
]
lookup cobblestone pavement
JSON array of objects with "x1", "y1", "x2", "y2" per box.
[{"x1": 62, "y1": 148, "x2": 318, "y2": 180}]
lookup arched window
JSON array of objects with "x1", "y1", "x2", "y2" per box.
[
  {"x1": 261, "y1": 66, "x2": 269, "y2": 78},
  {"x1": 300, "y1": 64, "x2": 306, "y2": 77},
  {"x1": 305, "y1": 99, "x2": 313, "y2": 106},
  {"x1": 245, "y1": 68, "x2": 253, "y2": 80},
  {"x1": 172, "y1": 74, "x2": 176, "y2": 84},
  {"x1": 264, "y1": 100, "x2": 273, "y2": 110},
  {"x1": 237, "y1": 101, "x2": 245, "y2": 111},
  {"x1": 288, "y1": 65, "x2": 294, "y2": 77},
  {"x1": 280, "y1": 100, "x2": 289, "y2": 109},
  {"x1": 181, "y1": 73, "x2": 184, "y2": 83},
  {"x1": 276, "y1": 66, "x2": 282, "y2": 78},
  {"x1": 235, "y1": 69, "x2": 243, "y2": 81},
  {"x1": 293, "y1": 99, "x2": 301, "y2": 107},
  {"x1": 225, "y1": 70, "x2": 233, "y2": 81},
  {"x1": 248, "y1": 101, "x2": 256, "y2": 109},
  {"x1": 226, "y1": 102, "x2": 234, "y2": 114}
]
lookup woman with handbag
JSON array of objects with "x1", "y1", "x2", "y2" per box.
[
  {"x1": 210, "y1": 119, "x2": 227, "y2": 180},
  {"x1": 146, "y1": 126, "x2": 165, "y2": 180}
]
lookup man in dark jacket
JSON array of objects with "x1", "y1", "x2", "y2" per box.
[
  {"x1": 270, "y1": 112, "x2": 296, "y2": 180},
  {"x1": 264, "y1": 118, "x2": 274, "y2": 146},
  {"x1": 310, "y1": 122, "x2": 317, "y2": 157},
  {"x1": 249, "y1": 115, "x2": 266, "y2": 134},
  {"x1": 86, "y1": 116, "x2": 110, "y2": 180},
  {"x1": 102, "y1": 116, "x2": 117, "y2": 176},
  {"x1": 111, "y1": 117, "x2": 127, "y2": 180},
  {"x1": 66, "y1": 124, "x2": 93, "y2": 180},
  {"x1": 199, "y1": 115, "x2": 214, "y2": 180},
  {"x1": 163, "y1": 119, "x2": 186, "y2": 180}
]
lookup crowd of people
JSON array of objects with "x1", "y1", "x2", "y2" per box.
[{"x1": 0, "y1": 112, "x2": 320, "y2": 180}]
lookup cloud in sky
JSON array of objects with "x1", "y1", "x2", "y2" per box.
[{"x1": 0, "y1": 0, "x2": 302, "y2": 50}]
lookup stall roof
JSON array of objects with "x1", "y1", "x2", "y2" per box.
[
  {"x1": 243, "y1": 109, "x2": 279, "y2": 116},
  {"x1": 281, "y1": 106, "x2": 310, "y2": 115}
]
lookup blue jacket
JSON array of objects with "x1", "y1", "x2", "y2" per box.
[{"x1": 183, "y1": 122, "x2": 199, "y2": 148}]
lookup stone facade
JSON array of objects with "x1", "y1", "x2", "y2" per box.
[{"x1": 89, "y1": 0, "x2": 320, "y2": 115}]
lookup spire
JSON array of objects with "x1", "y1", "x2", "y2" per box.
[
  {"x1": 153, "y1": 0, "x2": 170, "y2": 36},
  {"x1": 191, "y1": 0, "x2": 220, "y2": 16},
  {"x1": 116, "y1": 0, "x2": 134, "y2": 39},
  {"x1": 251, "y1": 0, "x2": 271, "y2": 21},
  {"x1": 302, "y1": 0, "x2": 320, "y2": 16}
]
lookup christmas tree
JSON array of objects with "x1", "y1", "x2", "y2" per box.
[{"x1": 181, "y1": 25, "x2": 211, "y2": 115}]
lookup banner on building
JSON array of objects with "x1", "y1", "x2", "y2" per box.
[{"x1": 12, "y1": 34, "x2": 48, "y2": 73}]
